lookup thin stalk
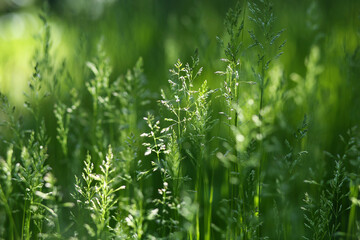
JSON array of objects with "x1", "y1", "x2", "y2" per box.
[
  {"x1": 258, "y1": 57, "x2": 265, "y2": 239},
  {"x1": 346, "y1": 181, "x2": 358, "y2": 239},
  {"x1": 189, "y1": 229, "x2": 194, "y2": 240},
  {"x1": 175, "y1": 65, "x2": 182, "y2": 198},
  {"x1": 23, "y1": 199, "x2": 32, "y2": 240},
  {"x1": 176, "y1": 108, "x2": 181, "y2": 196},
  {"x1": 234, "y1": 70, "x2": 239, "y2": 128},
  {"x1": 136, "y1": 175, "x2": 144, "y2": 239},
  {"x1": 21, "y1": 200, "x2": 26, "y2": 240},
  {"x1": 0, "y1": 186, "x2": 18, "y2": 240},
  {"x1": 226, "y1": 69, "x2": 235, "y2": 236},
  {"x1": 205, "y1": 169, "x2": 214, "y2": 240},
  {"x1": 195, "y1": 167, "x2": 200, "y2": 240}
]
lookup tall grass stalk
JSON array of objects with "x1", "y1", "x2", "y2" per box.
[{"x1": 248, "y1": 1, "x2": 285, "y2": 236}]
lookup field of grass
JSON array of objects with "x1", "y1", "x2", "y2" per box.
[{"x1": 0, "y1": 0, "x2": 360, "y2": 239}]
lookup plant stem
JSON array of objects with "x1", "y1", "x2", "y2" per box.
[
  {"x1": 205, "y1": 168, "x2": 214, "y2": 240},
  {"x1": 258, "y1": 57, "x2": 265, "y2": 239},
  {"x1": 0, "y1": 186, "x2": 18, "y2": 239}
]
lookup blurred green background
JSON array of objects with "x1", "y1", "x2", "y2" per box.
[{"x1": 1, "y1": 0, "x2": 358, "y2": 101}]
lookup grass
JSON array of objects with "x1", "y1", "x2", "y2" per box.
[{"x1": 0, "y1": 0, "x2": 360, "y2": 239}]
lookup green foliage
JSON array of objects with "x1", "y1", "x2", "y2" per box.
[
  {"x1": 73, "y1": 146, "x2": 124, "y2": 239},
  {"x1": 0, "y1": 1, "x2": 359, "y2": 240},
  {"x1": 302, "y1": 160, "x2": 348, "y2": 240}
]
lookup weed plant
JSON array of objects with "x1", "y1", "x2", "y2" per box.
[{"x1": 0, "y1": 0, "x2": 360, "y2": 239}]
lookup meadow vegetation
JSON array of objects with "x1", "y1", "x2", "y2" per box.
[{"x1": 0, "y1": 0, "x2": 360, "y2": 239}]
